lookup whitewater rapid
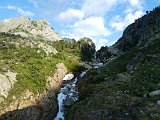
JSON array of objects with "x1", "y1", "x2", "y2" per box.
[{"x1": 54, "y1": 72, "x2": 86, "y2": 120}]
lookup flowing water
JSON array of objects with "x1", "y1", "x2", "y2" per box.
[
  {"x1": 54, "y1": 62, "x2": 103, "y2": 120},
  {"x1": 54, "y1": 72, "x2": 86, "y2": 120}
]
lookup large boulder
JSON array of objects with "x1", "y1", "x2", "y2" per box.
[
  {"x1": 63, "y1": 74, "x2": 74, "y2": 81},
  {"x1": 149, "y1": 90, "x2": 160, "y2": 97}
]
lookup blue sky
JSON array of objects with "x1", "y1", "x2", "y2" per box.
[{"x1": 0, "y1": 0, "x2": 159, "y2": 49}]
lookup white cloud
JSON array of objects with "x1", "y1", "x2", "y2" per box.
[
  {"x1": 0, "y1": 5, "x2": 34, "y2": 16},
  {"x1": 154, "y1": 0, "x2": 160, "y2": 4},
  {"x1": 28, "y1": 0, "x2": 38, "y2": 8},
  {"x1": 3, "y1": 19, "x2": 10, "y2": 22},
  {"x1": 58, "y1": 0, "x2": 145, "y2": 48},
  {"x1": 82, "y1": 0, "x2": 118, "y2": 17},
  {"x1": 109, "y1": 0, "x2": 144, "y2": 32},
  {"x1": 7, "y1": 5, "x2": 16, "y2": 9},
  {"x1": 110, "y1": 10, "x2": 144, "y2": 31},
  {"x1": 58, "y1": 0, "x2": 116, "y2": 43},
  {"x1": 58, "y1": 9, "x2": 84, "y2": 21},
  {"x1": 62, "y1": 16, "x2": 110, "y2": 50},
  {"x1": 99, "y1": 38, "x2": 108, "y2": 44},
  {"x1": 110, "y1": 22, "x2": 125, "y2": 31},
  {"x1": 109, "y1": 15, "x2": 125, "y2": 31},
  {"x1": 128, "y1": 0, "x2": 144, "y2": 10},
  {"x1": 69, "y1": 17, "x2": 111, "y2": 39},
  {"x1": 95, "y1": 38, "x2": 108, "y2": 50},
  {"x1": 126, "y1": 10, "x2": 144, "y2": 23},
  {"x1": 128, "y1": 0, "x2": 139, "y2": 7},
  {"x1": 57, "y1": 0, "x2": 119, "y2": 22}
]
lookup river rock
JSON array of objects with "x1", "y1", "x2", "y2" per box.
[
  {"x1": 80, "y1": 62, "x2": 92, "y2": 69},
  {"x1": 64, "y1": 96, "x2": 74, "y2": 108},
  {"x1": 63, "y1": 74, "x2": 74, "y2": 81},
  {"x1": 149, "y1": 90, "x2": 160, "y2": 97}
]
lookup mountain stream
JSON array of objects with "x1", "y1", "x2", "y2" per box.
[{"x1": 54, "y1": 72, "x2": 86, "y2": 120}]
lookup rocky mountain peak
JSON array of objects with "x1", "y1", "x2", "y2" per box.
[
  {"x1": 0, "y1": 16, "x2": 62, "y2": 41},
  {"x1": 17, "y1": 16, "x2": 30, "y2": 21}
]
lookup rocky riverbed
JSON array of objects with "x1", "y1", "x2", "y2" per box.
[{"x1": 54, "y1": 72, "x2": 86, "y2": 120}]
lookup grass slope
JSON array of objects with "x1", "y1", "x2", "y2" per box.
[{"x1": 66, "y1": 39, "x2": 160, "y2": 120}]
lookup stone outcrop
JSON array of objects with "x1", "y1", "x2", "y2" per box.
[
  {"x1": 0, "y1": 16, "x2": 62, "y2": 41},
  {"x1": 46, "y1": 63, "x2": 68, "y2": 90},
  {"x1": 0, "y1": 71, "x2": 17, "y2": 103},
  {"x1": 0, "y1": 63, "x2": 68, "y2": 120},
  {"x1": 38, "y1": 43, "x2": 58, "y2": 55}
]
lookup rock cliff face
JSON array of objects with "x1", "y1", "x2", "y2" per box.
[
  {"x1": 97, "y1": 6, "x2": 160, "y2": 63},
  {"x1": 110, "y1": 7, "x2": 160, "y2": 54},
  {"x1": 0, "y1": 16, "x2": 62, "y2": 41},
  {"x1": 0, "y1": 63, "x2": 67, "y2": 120}
]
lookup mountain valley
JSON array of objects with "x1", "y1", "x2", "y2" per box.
[{"x1": 0, "y1": 6, "x2": 160, "y2": 120}]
